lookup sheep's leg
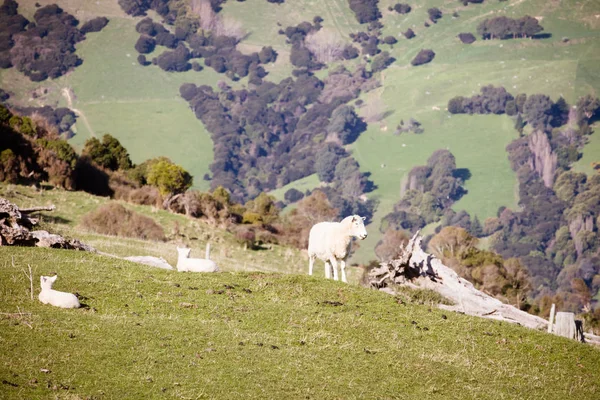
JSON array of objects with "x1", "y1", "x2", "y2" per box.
[
  {"x1": 324, "y1": 260, "x2": 331, "y2": 279},
  {"x1": 309, "y1": 254, "x2": 315, "y2": 276},
  {"x1": 340, "y1": 259, "x2": 347, "y2": 283},
  {"x1": 329, "y1": 257, "x2": 339, "y2": 281}
]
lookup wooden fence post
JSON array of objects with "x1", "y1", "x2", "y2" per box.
[
  {"x1": 554, "y1": 312, "x2": 576, "y2": 339},
  {"x1": 547, "y1": 303, "x2": 556, "y2": 333}
]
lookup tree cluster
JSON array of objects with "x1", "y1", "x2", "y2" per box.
[
  {"x1": 477, "y1": 15, "x2": 544, "y2": 40},
  {"x1": 0, "y1": 2, "x2": 107, "y2": 82},
  {"x1": 82, "y1": 134, "x2": 133, "y2": 172},
  {"x1": 486, "y1": 95, "x2": 600, "y2": 315},
  {"x1": 134, "y1": 15, "x2": 276, "y2": 80},
  {"x1": 9, "y1": 105, "x2": 76, "y2": 136},
  {"x1": 348, "y1": 0, "x2": 382, "y2": 24},
  {"x1": 381, "y1": 149, "x2": 467, "y2": 233},
  {"x1": 178, "y1": 63, "x2": 375, "y2": 222},
  {"x1": 449, "y1": 87, "x2": 572, "y2": 135},
  {"x1": 0, "y1": 104, "x2": 88, "y2": 190},
  {"x1": 429, "y1": 226, "x2": 532, "y2": 309},
  {"x1": 448, "y1": 85, "x2": 514, "y2": 115}
]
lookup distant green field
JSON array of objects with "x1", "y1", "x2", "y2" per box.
[
  {"x1": 62, "y1": 18, "x2": 225, "y2": 190},
  {"x1": 572, "y1": 123, "x2": 600, "y2": 176},
  {"x1": 346, "y1": 0, "x2": 600, "y2": 262},
  {"x1": 267, "y1": 173, "x2": 321, "y2": 201}
]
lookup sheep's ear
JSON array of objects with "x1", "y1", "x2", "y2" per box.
[
  {"x1": 361, "y1": 216, "x2": 366, "y2": 221},
  {"x1": 50, "y1": 275, "x2": 58, "y2": 282}
]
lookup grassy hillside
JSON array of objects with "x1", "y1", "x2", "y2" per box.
[
  {"x1": 0, "y1": 183, "x2": 311, "y2": 278},
  {"x1": 1, "y1": 245, "x2": 599, "y2": 399},
  {"x1": 2, "y1": 0, "x2": 599, "y2": 263}
]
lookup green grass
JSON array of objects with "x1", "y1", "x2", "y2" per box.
[
  {"x1": 572, "y1": 123, "x2": 600, "y2": 176},
  {"x1": 267, "y1": 173, "x2": 321, "y2": 202},
  {"x1": 1, "y1": 246, "x2": 599, "y2": 399},
  {"x1": 0, "y1": 183, "x2": 311, "y2": 278}
]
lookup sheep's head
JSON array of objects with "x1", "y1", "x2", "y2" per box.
[
  {"x1": 40, "y1": 275, "x2": 57, "y2": 289},
  {"x1": 176, "y1": 247, "x2": 192, "y2": 258},
  {"x1": 348, "y1": 215, "x2": 368, "y2": 240}
]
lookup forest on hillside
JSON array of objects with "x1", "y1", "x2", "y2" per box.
[{"x1": 1, "y1": 0, "x2": 600, "y2": 327}]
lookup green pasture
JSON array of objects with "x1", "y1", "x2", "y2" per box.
[
  {"x1": 267, "y1": 173, "x2": 321, "y2": 202},
  {"x1": 1, "y1": 244, "x2": 600, "y2": 399},
  {"x1": 572, "y1": 123, "x2": 600, "y2": 176}
]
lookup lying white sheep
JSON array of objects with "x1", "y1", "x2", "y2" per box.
[
  {"x1": 308, "y1": 215, "x2": 368, "y2": 283},
  {"x1": 176, "y1": 245, "x2": 219, "y2": 272},
  {"x1": 38, "y1": 275, "x2": 80, "y2": 309}
]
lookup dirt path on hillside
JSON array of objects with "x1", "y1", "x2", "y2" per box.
[{"x1": 62, "y1": 88, "x2": 96, "y2": 138}]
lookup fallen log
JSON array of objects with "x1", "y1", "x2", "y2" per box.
[
  {"x1": 367, "y1": 232, "x2": 548, "y2": 330},
  {"x1": 0, "y1": 197, "x2": 94, "y2": 251}
]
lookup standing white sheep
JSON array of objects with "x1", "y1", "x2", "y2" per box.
[
  {"x1": 176, "y1": 245, "x2": 219, "y2": 272},
  {"x1": 38, "y1": 275, "x2": 80, "y2": 308},
  {"x1": 308, "y1": 215, "x2": 368, "y2": 283}
]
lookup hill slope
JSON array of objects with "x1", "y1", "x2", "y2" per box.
[{"x1": 1, "y1": 246, "x2": 599, "y2": 399}]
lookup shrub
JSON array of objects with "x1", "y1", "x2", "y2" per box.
[
  {"x1": 80, "y1": 17, "x2": 109, "y2": 34},
  {"x1": 155, "y1": 32, "x2": 178, "y2": 48},
  {"x1": 382, "y1": 36, "x2": 397, "y2": 45},
  {"x1": 427, "y1": 7, "x2": 442, "y2": 22},
  {"x1": 393, "y1": 3, "x2": 411, "y2": 14},
  {"x1": 411, "y1": 49, "x2": 435, "y2": 66},
  {"x1": 370, "y1": 51, "x2": 394, "y2": 72},
  {"x1": 128, "y1": 185, "x2": 162, "y2": 207},
  {"x1": 81, "y1": 202, "x2": 166, "y2": 241},
  {"x1": 233, "y1": 225, "x2": 256, "y2": 248},
  {"x1": 258, "y1": 46, "x2": 277, "y2": 63},
  {"x1": 403, "y1": 29, "x2": 415, "y2": 39},
  {"x1": 284, "y1": 188, "x2": 304, "y2": 203},
  {"x1": 342, "y1": 45, "x2": 359, "y2": 59},
  {"x1": 147, "y1": 158, "x2": 193, "y2": 196},
  {"x1": 458, "y1": 33, "x2": 476, "y2": 44},
  {"x1": 447, "y1": 96, "x2": 465, "y2": 114},
  {"x1": 135, "y1": 35, "x2": 156, "y2": 54}
]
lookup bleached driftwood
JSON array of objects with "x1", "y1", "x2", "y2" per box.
[
  {"x1": 367, "y1": 232, "x2": 548, "y2": 330},
  {"x1": 124, "y1": 256, "x2": 174, "y2": 270},
  {"x1": 0, "y1": 197, "x2": 94, "y2": 251}
]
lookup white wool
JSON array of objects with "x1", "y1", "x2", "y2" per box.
[
  {"x1": 38, "y1": 275, "x2": 80, "y2": 309},
  {"x1": 176, "y1": 247, "x2": 219, "y2": 272},
  {"x1": 307, "y1": 215, "x2": 368, "y2": 283}
]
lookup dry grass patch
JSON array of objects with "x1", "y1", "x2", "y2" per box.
[{"x1": 81, "y1": 202, "x2": 166, "y2": 241}]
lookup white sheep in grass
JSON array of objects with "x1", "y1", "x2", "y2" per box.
[
  {"x1": 38, "y1": 275, "x2": 80, "y2": 309},
  {"x1": 176, "y1": 243, "x2": 219, "y2": 272},
  {"x1": 308, "y1": 215, "x2": 368, "y2": 283}
]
